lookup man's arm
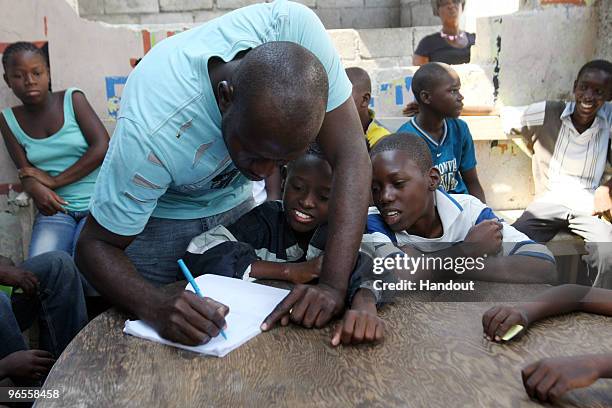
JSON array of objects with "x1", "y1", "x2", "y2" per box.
[
  {"x1": 264, "y1": 166, "x2": 282, "y2": 201},
  {"x1": 76, "y1": 216, "x2": 229, "y2": 346},
  {"x1": 461, "y1": 168, "x2": 486, "y2": 203},
  {"x1": 262, "y1": 97, "x2": 371, "y2": 330}
]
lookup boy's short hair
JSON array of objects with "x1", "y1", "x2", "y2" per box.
[
  {"x1": 345, "y1": 67, "x2": 372, "y2": 94},
  {"x1": 576, "y1": 59, "x2": 612, "y2": 82},
  {"x1": 287, "y1": 142, "x2": 326, "y2": 172},
  {"x1": 411, "y1": 62, "x2": 453, "y2": 104},
  {"x1": 370, "y1": 133, "x2": 433, "y2": 174},
  {"x1": 431, "y1": 0, "x2": 466, "y2": 16}
]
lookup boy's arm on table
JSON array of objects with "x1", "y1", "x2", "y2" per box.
[
  {"x1": 521, "y1": 354, "x2": 612, "y2": 402},
  {"x1": 396, "y1": 219, "x2": 556, "y2": 284},
  {"x1": 462, "y1": 254, "x2": 556, "y2": 284},
  {"x1": 77, "y1": 216, "x2": 228, "y2": 346},
  {"x1": 263, "y1": 97, "x2": 371, "y2": 331},
  {"x1": 331, "y1": 245, "x2": 401, "y2": 346},
  {"x1": 183, "y1": 204, "x2": 321, "y2": 284},
  {"x1": 482, "y1": 284, "x2": 612, "y2": 342},
  {"x1": 461, "y1": 168, "x2": 486, "y2": 203}
]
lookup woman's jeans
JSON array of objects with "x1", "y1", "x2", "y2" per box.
[{"x1": 28, "y1": 210, "x2": 89, "y2": 259}]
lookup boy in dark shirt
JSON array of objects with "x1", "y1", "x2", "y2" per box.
[
  {"x1": 185, "y1": 146, "x2": 396, "y2": 346},
  {"x1": 398, "y1": 62, "x2": 486, "y2": 202}
]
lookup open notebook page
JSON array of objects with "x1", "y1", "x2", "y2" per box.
[{"x1": 123, "y1": 274, "x2": 290, "y2": 357}]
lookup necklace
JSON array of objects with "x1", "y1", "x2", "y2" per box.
[{"x1": 440, "y1": 30, "x2": 466, "y2": 42}]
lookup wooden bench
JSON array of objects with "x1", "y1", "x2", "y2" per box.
[{"x1": 496, "y1": 209, "x2": 587, "y2": 284}]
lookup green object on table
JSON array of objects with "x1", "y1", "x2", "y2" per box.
[
  {"x1": 0, "y1": 284, "x2": 13, "y2": 297},
  {"x1": 502, "y1": 324, "x2": 524, "y2": 341}
]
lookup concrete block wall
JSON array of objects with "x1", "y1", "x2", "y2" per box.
[
  {"x1": 78, "y1": 0, "x2": 403, "y2": 29},
  {"x1": 473, "y1": 3, "x2": 599, "y2": 106}
]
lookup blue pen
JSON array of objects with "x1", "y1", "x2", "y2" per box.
[{"x1": 177, "y1": 259, "x2": 228, "y2": 340}]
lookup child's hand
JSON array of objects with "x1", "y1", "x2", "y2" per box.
[
  {"x1": 402, "y1": 101, "x2": 419, "y2": 117},
  {"x1": 593, "y1": 185, "x2": 612, "y2": 217},
  {"x1": 522, "y1": 355, "x2": 603, "y2": 402},
  {"x1": 284, "y1": 257, "x2": 322, "y2": 284},
  {"x1": 0, "y1": 267, "x2": 39, "y2": 296},
  {"x1": 19, "y1": 167, "x2": 57, "y2": 189},
  {"x1": 331, "y1": 290, "x2": 383, "y2": 346},
  {"x1": 464, "y1": 219, "x2": 503, "y2": 257},
  {"x1": 482, "y1": 305, "x2": 529, "y2": 342},
  {"x1": 0, "y1": 350, "x2": 55, "y2": 381},
  {"x1": 27, "y1": 181, "x2": 68, "y2": 216}
]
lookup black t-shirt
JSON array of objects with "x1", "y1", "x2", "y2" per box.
[{"x1": 414, "y1": 32, "x2": 476, "y2": 65}]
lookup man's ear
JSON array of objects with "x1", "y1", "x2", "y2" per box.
[
  {"x1": 428, "y1": 167, "x2": 441, "y2": 191},
  {"x1": 362, "y1": 92, "x2": 371, "y2": 108},
  {"x1": 572, "y1": 79, "x2": 578, "y2": 95},
  {"x1": 218, "y1": 80, "x2": 233, "y2": 113},
  {"x1": 3, "y1": 73, "x2": 11, "y2": 88},
  {"x1": 280, "y1": 165, "x2": 288, "y2": 194}
]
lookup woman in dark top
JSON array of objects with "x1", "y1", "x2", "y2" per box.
[{"x1": 413, "y1": 0, "x2": 475, "y2": 66}]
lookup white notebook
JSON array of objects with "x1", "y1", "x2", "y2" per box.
[{"x1": 123, "y1": 274, "x2": 289, "y2": 357}]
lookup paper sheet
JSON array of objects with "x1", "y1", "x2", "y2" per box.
[{"x1": 123, "y1": 274, "x2": 289, "y2": 357}]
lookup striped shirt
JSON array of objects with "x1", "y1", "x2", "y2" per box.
[
  {"x1": 502, "y1": 101, "x2": 612, "y2": 213},
  {"x1": 367, "y1": 189, "x2": 555, "y2": 265}
]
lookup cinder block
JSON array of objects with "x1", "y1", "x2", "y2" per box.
[
  {"x1": 314, "y1": 8, "x2": 341, "y2": 28},
  {"x1": 317, "y1": 0, "x2": 364, "y2": 8},
  {"x1": 160, "y1": 0, "x2": 213, "y2": 12},
  {"x1": 92, "y1": 13, "x2": 143, "y2": 23},
  {"x1": 409, "y1": 2, "x2": 440, "y2": 26},
  {"x1": 193, "y1": 10, "x2": 229, "y2": 23},
  {"x1": 78, "y1": 0, "x2": 105, "y2": 16},
  {"x1": 365, "y1": 0, "x2": 400, "y2": 7},
  {"x1": 411, "y1": 25, "x2": 440, "y2": 51},
  {"x1": 339, "y1": 7, "x2": 399, "y2": 29},
  {"x1": 104, "y1": 0, "x2": 159, "y2": 14},
  {"x1": 328, "y1": 29, "x2": 359, "y2": 60},
  {"x1": 139, "y1": 11, "x2": 196, "y2": 24},
  {"x1": 292, "y1": 0, "x2": 316, "y2": 7},
  {"x1": 216, "y1": 0, "x2": 261, "y2": 10},
  {"x1": 358, "y1": 28, "x2": 412, "y2": 59}
]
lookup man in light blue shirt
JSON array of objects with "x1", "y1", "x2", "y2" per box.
[{"x1": 77, "y1": 0, "x2": 371, "y2": 346}]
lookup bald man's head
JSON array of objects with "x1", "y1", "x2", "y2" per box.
[{"x1": 220, "y1": 42, "x2": 329, "y2": 181}]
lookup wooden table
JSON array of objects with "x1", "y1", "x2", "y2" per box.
[{"x1": 37, "y1": 282, "x2": 612, "y2": 407}]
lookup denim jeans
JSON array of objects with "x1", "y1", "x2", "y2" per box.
[
  {"x1": 0, "y1": 251, "x2": 88, "y2": 359},
  {"x1": 28, "y1": 210, "x2": 89, "y2": 259},
  {"x1": 126, "y1": 198, "x2": 254, "y2": 286}
]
